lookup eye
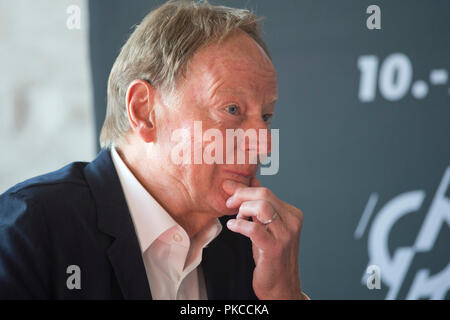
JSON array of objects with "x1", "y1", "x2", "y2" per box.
[
  {"x1": 224, "y1": 104, "x2": 239, "y2": 115},
  {"x1": 262, "y1": 114, "x2": 273, "y2": 122}
]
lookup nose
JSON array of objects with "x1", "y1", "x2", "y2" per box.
[{"x1": 239, "y1": 117, "x2": 272, "y2": 163}]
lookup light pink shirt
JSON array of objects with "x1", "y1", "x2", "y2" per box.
[{"x1": 110, "y1": 147, "x2": 222, "y2": 300}]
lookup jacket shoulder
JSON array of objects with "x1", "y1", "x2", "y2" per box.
[{"x1": 0, "y1": 161, "x2": 93, "y2": 227}]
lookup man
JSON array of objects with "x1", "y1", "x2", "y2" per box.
[{"x1": 0, "y1": 0, "x2": 308, "y2": 300}]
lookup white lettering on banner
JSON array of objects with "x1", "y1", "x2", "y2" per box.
[
  {"x1": 356, "y1": 167, "x2": 450, "y2": 299},
  {"x1": 357, "y1": 53, "x2": 449, "y2": 102}
]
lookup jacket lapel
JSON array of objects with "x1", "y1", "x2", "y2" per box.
[{"x1": 84, "y1": 149, "x2": 152, "y2": 299}]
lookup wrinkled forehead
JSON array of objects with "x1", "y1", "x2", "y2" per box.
[
  {"x1": 190, "y1": 31, "x2": 275, "y2": 77},
  {"x1": 179, "y1": 32, "x2": 277, "y2": 103}
]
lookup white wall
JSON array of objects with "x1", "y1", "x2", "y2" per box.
[{"x1": 0, "y1": 0, "x2": 95, "y2": 193}]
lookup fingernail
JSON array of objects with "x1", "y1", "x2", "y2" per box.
[
  {"x1": 227, "y1": 219, "x2": 236, "y2": 228},
  {"x1": 226, "y1": 196, "x2": 234, "y2": 207}
]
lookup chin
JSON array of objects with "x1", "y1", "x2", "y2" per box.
[
  {"x1": 206, "y1": 192, "x2": 239, "y2": 217},
  {"x1": 221, "y1": 205, "x2": 239, "y2": 216}
]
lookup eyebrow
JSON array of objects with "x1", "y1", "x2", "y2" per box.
[{"x1": 214, "y1": 88, "x2": 278, "y2": 107}]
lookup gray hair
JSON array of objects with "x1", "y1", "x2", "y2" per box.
[{"x1": 99, "y1": 0, "x2": 270, "y2": 148}]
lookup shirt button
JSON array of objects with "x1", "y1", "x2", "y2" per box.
[{"x1": 173, "y1": 232, "x2": 182, "y2": 243}]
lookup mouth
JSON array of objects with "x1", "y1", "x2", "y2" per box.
[{"x1": 223, "y1": 170, "x2": 253, "y2": 185}]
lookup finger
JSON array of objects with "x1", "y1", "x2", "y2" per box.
[
  {"x1": 227, "y1": 184, "x2": 300, "y2": 230},
  {"x1": 225, "y1": 182, "x2": 283, "y2": 214},
  {"x1": 224, "y1": 180, "x2": 298, "y2": 229},
  {"x1": 237, "y1": 200, "x2": 278, "y2": 225},
  {"x1": 237, "y1": 201, "x2": 285, "y2": 237},
  {"x1": 226, "y1": 218, "x2": 274, "y2": 249},
  {"x1": 222, "y1": 179, "x2": 247, "y2": 196}
]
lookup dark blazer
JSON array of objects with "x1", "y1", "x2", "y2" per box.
[{"x1": 0, "y1": 149, "x2": 257, "y2": 299}]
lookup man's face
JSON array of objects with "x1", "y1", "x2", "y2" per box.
[{"x1": 155, "y1": 32, "x2": 278, "y2": 217}]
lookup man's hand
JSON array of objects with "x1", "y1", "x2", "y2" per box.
[{"x1": 222, "y1": 178, "x2": 307, "y2": 300}]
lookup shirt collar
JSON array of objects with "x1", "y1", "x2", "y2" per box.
[
  {"x1": 110, "y1": 147, "x2": 222, "y2": 253},
  {"x1": 111, "y1": 146, "x2": 178, "y2": 253}
]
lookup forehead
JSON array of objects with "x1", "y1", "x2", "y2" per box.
[{"x1": 180, "y1": 32, "x2": 278, "y2": 103}]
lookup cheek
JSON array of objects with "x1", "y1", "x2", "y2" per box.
[
  {"x1": 162, "y1": 119, "x2": 227, "y2": 189},
  {"x1": 187, "y1": 164, "x2": 224, "y2": 204},
  {"x1": 158, "y1": 120, "x2": 194, "y2": 163},
  {"x1": 191, "y1": 163, "x2": 219, "y2": 187},
  {"x1": 178, "y1": 120, "x2": 223, "y2": 165}
]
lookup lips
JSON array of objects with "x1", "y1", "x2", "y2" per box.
[
  {"x1": 225, "y1": 169, "x2": 252, "y2": 177},
  {"x1": 223, "y1": 169, "x2": 254, "y2": 185}
]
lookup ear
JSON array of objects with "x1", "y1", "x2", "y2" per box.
[{"x1": 126, "y1": 79, "x2": 157, "y2": 143}]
